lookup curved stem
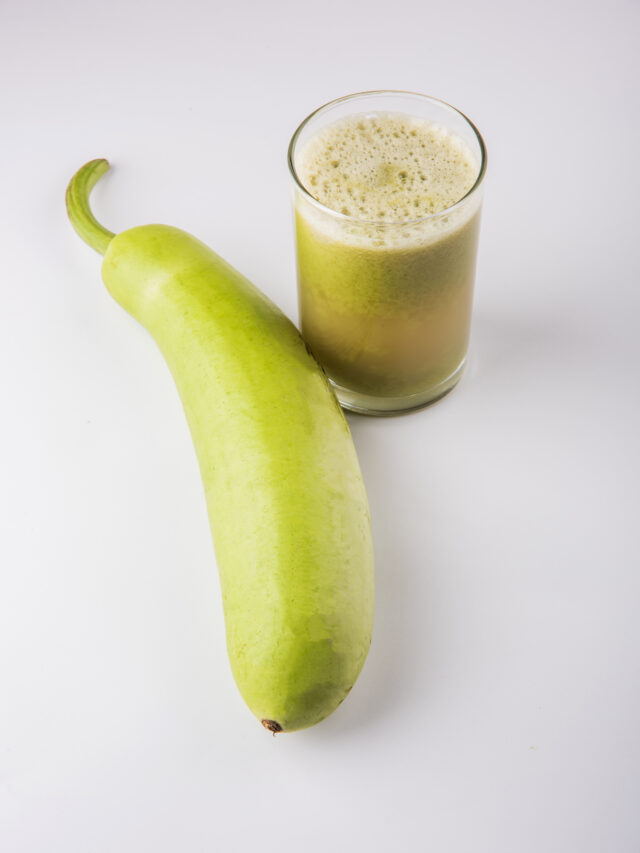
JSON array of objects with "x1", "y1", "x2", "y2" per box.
[{"x1": 65, "y1": 159, "x2": 116, "y2": 255}]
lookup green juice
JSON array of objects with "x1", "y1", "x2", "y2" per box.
[{"x1": 292, "y1": 112, "x2": 483, "y2": 413}]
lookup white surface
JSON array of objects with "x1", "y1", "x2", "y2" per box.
[{"x1": 2, "y1": 0, "x2": 639, "y2": 850}]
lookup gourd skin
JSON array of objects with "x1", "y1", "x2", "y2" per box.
[{"x1": 102, "y1": 225, "x2": 374, "y2": 731}]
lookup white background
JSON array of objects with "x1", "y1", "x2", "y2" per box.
[{"x1": 2, "y1": 0, "x2": 639, "y2": 850}]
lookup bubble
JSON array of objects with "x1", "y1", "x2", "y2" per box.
[{"x1": 295, "y1": 112, "x2": 477, "y2": 225}]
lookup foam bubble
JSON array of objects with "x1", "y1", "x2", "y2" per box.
[{"x1": 295, "y1": 113, "x2": 478, "y2": 224}]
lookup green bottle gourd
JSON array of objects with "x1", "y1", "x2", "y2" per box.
[{"x1": 66, "y1": 160, "x2": 374, "y2": 732}]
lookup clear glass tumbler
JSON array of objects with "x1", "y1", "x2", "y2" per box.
[{"x1": 288, "y1": 90, "x2": 487, "y2": 415}]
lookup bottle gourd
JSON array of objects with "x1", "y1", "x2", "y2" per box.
[{"x1": 66, "y1": 160, "x2": 374, "y2": 732}]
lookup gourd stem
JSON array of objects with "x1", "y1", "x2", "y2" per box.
[{"x1": 65, "y1": 159, "x2": 115, "y2": 255}]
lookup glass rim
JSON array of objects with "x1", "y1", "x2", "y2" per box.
[{"x1": 287, "y1": 89, "x2": 487, "y2": 227}]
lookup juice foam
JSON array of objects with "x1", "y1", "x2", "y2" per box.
[{"x1": 296, "y1": 113, "x2": 478, "y2": 224}]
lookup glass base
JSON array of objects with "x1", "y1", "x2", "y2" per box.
[{"x1": 331, "y1": 358, "x2": 467, "y2": 416}]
